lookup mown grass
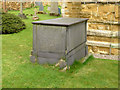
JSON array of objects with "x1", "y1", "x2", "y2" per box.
[{"x1": 2, "y1": 7, "x2": 118, "y2": 88}]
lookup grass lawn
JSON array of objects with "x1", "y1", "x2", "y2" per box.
[{"x1": 2, "y1": 7, "x2": 118, "y2": 88}]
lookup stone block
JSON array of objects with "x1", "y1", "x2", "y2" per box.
[
  {"x1": 87, "y1": 36, "x2": 119, "y2": 44},
  {"x1": 30, "y1": 56, "x2": 36, "y2": 63},
  {"x1": 88, "y1": 45, "x2": 119, "y2": 55},
  {"x1": 88, "y1": 23, "x2": 119, "y2": 31}
]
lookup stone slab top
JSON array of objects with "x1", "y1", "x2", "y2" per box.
[{"x1": 32, "y1": 18, "x2": 88, "y2": 26}]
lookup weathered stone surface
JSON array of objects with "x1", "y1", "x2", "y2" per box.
[
  {"x1": 62, "y1": 3, "x2": 119, "y2": 22},
  {"x1": 33, "y1": 25, "x2": 37, "y2": 55},
  {"x1": 35, "y1": 2, "x2": 44, "y2": 11},
  {"x1": 62, "y1": 2, "x2": 119, "y2": 55},
  {"x1": 87, "y1": 41, "x2": 119, "y2": 48},
  {"x1": 32, "y1": 18, "x2": 88, "y2": 26},
  {"x1": 37, "y1": 57, "x2": 48, "y2": 64},
  {"x1": 67, "y1": 42, "x2": 86, "y2": 58},
  {"x1": 67, "y1": 22, "x2": 86, "y2": 52},
  {"x1": 37, "y1": 57, "x2": 59, "y2": 64},
  {"x1": 32, "y1": 18, "x2": 88, "y2": 65},
  {"x1": 67, "y1": 45, "x2": 86, "y2": 65},
  {"x1": 93, "y1": 54, "x2": 119, "y2": 60},
  {"x1": 1, "y1": 2, "x2": 33, "y2": 11},
  {"x1": 30, "y1": 56, "x2": 36, "y2": 63},
  {"x1": 88, "y1": 45, "x2": 119, "y2": 55},
  {"x1": 59, "y1": 61, "x2": 67, "y2": 69},
  {"x1": 38, "y1": 51, "x2": 65, "y2": 59},
  {"x1": 87, "y1": 36, "x2": 119, "y2": 43},
  {"x1": 50, "y1": 2, "x2": 59, "y2": 15},
  {"x1": 36, "y1": 25, "x2": 66, "y2": 53},
  {"x1": 55, "y1": 59, "x2": 67, "y2": 69},
  {"x1": 88, "y1": 23, "x2": 119, "y2": 31},
  {"x1": 87, "y1": 29, "x2": 119, "y2": 38}
]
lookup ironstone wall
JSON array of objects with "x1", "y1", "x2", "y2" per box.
[
  {"x1": 0, "y1": 1, "x2": 33, "y2": 10},
  {"x1": 61, "y1": 1, "x2": 120, "y2": 55},
  {"x1": 0, "y1": 1, "x2": 62, "y2": 11}
]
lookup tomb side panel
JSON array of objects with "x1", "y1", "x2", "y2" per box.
[
  {"x1": 33, "y1": 24, "x2": 37, "y2": 55},
  {"x1": 36, "y1": 25, "x2": 66, "y2": 53},
  {"x1": 67, "y1": 44, "x2": 86, "y2": 66},
  {"x1": 67, "y1": 22, "x2": 86, "y2": 52}
]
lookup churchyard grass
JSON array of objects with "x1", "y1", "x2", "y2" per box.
[{"x1": 2, "y1": 7, "x2": 118, "y2": 88}]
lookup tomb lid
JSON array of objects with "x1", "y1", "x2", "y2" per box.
[{"x1": 32, "y1": 18, "x2": 88, "y2": 26}]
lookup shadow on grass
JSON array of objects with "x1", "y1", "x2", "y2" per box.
[{"x1": 67, "y1": 55, "x2": 95, "y2": 73}]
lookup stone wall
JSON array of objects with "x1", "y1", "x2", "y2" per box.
[
  {"x1": 0, "y1": 1, "x2": 33, "y2": 11},
  {"x1": 62, "y1": 1, "x2": 120, "y2": 55},
  {"x1": 0, "y1": 1, "x2": 62, "y2": 11}
]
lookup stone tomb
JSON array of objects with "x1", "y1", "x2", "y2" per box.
[
  {"x1": 32, "y1": 8, "x2": 39, "y2": 20},
  {"x1": 31, "y1": 18, "x2": 88, "y2": 66},
  {"x1": 50, "y1": 2, "x2": 59, "y2": 16},
  {"x1": 35, "y1": 2, "x2": 44, "y2": 14}
]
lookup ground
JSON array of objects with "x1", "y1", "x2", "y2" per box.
[{"x1": 1, "y1": 7, "x2": 118, "y2": 88}]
